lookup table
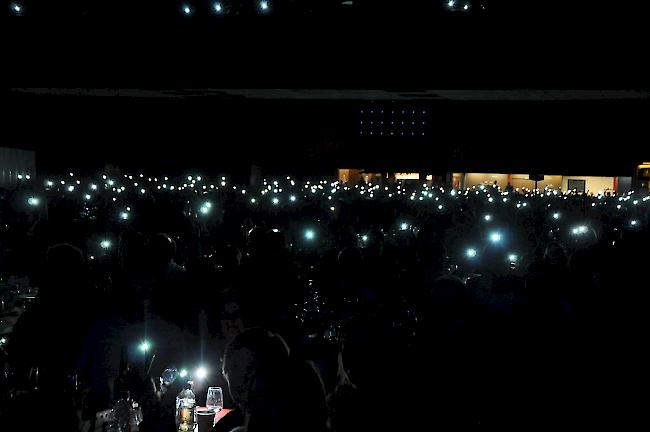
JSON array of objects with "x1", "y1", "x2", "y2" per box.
[{"x1": 88, "y1": 407, "x2": 233, "y2": 432}]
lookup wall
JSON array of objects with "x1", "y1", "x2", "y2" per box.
[
  {"x1": 562, "y1": 176, "x2": 615, "y2": 194},
  {"x1": 464, "y1": 173, "x2": 509, "y2": 188},
  {"x1": 338, "y1": 169, "x2": 363, "y2": 184},
  {"x1": 616, "y1": 176, "x2": 632, "y2": 194},
  {"x1": 511, "y1": 174, "x2": 563, "y2": 190}
]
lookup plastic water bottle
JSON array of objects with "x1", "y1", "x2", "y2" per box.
[{"x1": 175, "y1": 381, "x2": 196, "y2": 432}]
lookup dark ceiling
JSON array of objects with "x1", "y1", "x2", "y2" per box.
[{"x1": 3, "y1": 1, "x2": 648, "y2": 176}]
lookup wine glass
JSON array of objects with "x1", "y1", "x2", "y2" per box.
[{"x1": 206, "y1": 387, "x2": 223, "y2": 413}]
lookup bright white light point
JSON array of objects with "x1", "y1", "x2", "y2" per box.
[
  {"x1": 14, "y1": 4, "x2": 21, "y2": 12},
  {"x1": 260, "y1": 1, "x2": 269, "y2": 10},
  {"x1": 305, "y1": 230, "x2": 315, "y2": 240},
  {"x1": 139, "y1": 341, "x2": 151, "y2": 352},
  {"x1": 89, "y1": 256, "x2": 94, "y2": 260},
  {"x1": 61, "y1": 181, "x2": 65, "y2": 185},
  {"x1": 68, "y1": 186, "x2": 75, "y2": 192},
  {"x1": 489, "y1": 232, "x2": 502, "y2": 243},
  {"x1": 400, "y1": 223, "x2": 409, "y2": 231},
  {"x1": 28, "y1": 197, "x2": 39, "y2": 206},
  {"x1": 438, "y1": 205, "x2": 443, "y2": 210},
  {"x1": 141, "y1": 189, "x2": 145, "y2": 194},
  {"x1": 508, "y1": 254, "x2": 518, "y2": 262},
  {"x1": 573, "y1": 225, "x2": 588, "y2": 235},
  {"x1": 290, "y1": 195, "x2": 296, "y2": 202},
  {"x1": 463, "y1": 3, "x2": 469, "y2": 10},
  {"x1": 46, "y1": 181, "x2": 53, "y2": 187},
  {"x1": 362, "y1": 235, "x2": 368, "y2": 242},
  {"x1": 448, "y1": 1, "x2": 455, "y2": 7},
  {"x1": 179, "y1": 369, "x2": 188, "y2": 378},
  {"x1": 112, "y1": 198, "x2": 116, "y2": 201},
  {"x1": 466, "y1": 248, "x2": 477, "y2": 258},
  {"x1": 90, "y1": 184, "x2": 97, "y2": 190},
  {"x1": 183, "y1": 6, "x2": 191, "y2": 14},
  {"x1": 120, "y1": 212, "x2": 129, "y2": 220},
  {"x1": 195, "y1": 367, "x2": 208, "y2": 380},
  {"x1": 251, "y1": 198, "x2": 256, "y2": 203},
  {"x1": 272, "y1": 197, "x2": 279, "y2": 205},
  {"x1": 631, "y1": 220, "x2": 638, "y2": 226},
  {"x1": 100, "y1": 240, "x2": 111, "y2": 249},
  {"x1": 553, "y1": 212, "x2": 560, "y2": 219},
  {"x1": 484, "y1": 214, "x2": 492, "y2": 221},
  {"x1": 330, "y1": 206, "x2": 335, "y2": 211},
  {"x1": 214, "y1": 3, "x2": 222, "y2": 12},
  {"x1": 221, "y1": 181, "x2": 226, "y2": 186},
  {"x1": 200, "y1": 207, "x2": 209, "y2": 215}
]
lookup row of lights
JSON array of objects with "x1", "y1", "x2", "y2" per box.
[
  {"x1": 446, "y1": 1, "x2": 471, "y2": 11},
  {"x1": 182, "y1": 1, "x2": 269, "y2": 16},
  {"x1": 139, "y1": 340, "x2": 208, "y2": 380},
  {"x1": 10, "y1": 1, "x2": 477, "y2": 16}
]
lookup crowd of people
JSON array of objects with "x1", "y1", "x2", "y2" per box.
[{"x1": 0, "y1": 171, "x2": 648, "y2": 431}]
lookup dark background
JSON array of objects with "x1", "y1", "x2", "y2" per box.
[{"x1": 2, "y1": 0, "x2": 648, "y2": 176}]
